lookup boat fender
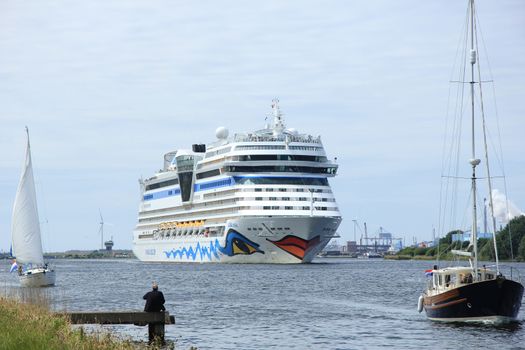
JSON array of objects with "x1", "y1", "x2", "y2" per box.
[{"x1": 417, "y1": 295, "x2": 424, "y2": 313}]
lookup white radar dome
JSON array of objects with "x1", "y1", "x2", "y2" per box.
[{"x1": 215, "y1": 126, "x2": 229, "y2": 139}]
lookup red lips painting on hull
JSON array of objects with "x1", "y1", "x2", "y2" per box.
[{"x1": 267, "y1": 235, "x2": 321, "y2": 260}]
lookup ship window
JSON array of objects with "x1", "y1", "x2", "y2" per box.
[
  {"x1": 256, "y1": 197, "x2": 263, "y2": 201},
  {"x1": 233, "y1": 177, "x2": 329, "y2": 186},
  {"x1": 176, "y1": 155, "x2": 195, "y2": 172},
  {"x1": 289, "y1": 146, "x2": 321, "y2": 151},
  {"x1": 271, "y1": 206, "x2": 279, "y2": 210},
  {"x1": 235, "y1": 145, "x2": 286, "y2": 150},
  {"x1": 196, "y1": 169, "x2": 221, "y2": 179},
  {"x1": 145, "y1": 178, "x2": 179, "y2": 191},
  {"x1": 263, "y1": 206, "x2": 270, "y2": 210},
  {"x1": 178, "y1": 172, "x2": 193, "y2": 202},
  {"x1": 225, "y1": 165, "x2": 336, "y2": 174},
  {"x1": 199, "y1": 178, "x2": 232, "y2": 190},
  {"x1": 236, "y1": 154, "x2": 328, "y2": 162},
  {"x1": 460, "y1": 273, "x2": 473, "y2": 284},
  {"x1": 269, "y1": 197, "x2": 277, "y2": 201},
  {"x1": 444, "y1": 274, "x2": 451, "y2": 287},
  {"x1": 450, "y1": 274, "x2": 457, "y2": 286}
]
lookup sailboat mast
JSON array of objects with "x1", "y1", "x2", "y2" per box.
[
  {"x1": 472, "y1": 0, "x2": 501, "y2": 273},
  {"x1": 469, "y1": 0, "x2": 479, "y2": 280}
]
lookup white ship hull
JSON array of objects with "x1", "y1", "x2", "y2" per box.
[
  {"x1": 133, "y1": 216, "x2": 341, "y2": 263},
  {"x1": 19, "y1": 268, "x2": 56, "y2": 287}
]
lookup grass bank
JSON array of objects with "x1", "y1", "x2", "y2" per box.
[
  {"x1": 383, "y1": 255, "x2": 413, "y2": 260},
  {"x1": 0, "y1": 297, "x2": 138, "y2": 350}
]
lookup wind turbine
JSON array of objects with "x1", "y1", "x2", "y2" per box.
[{"x1": 98, "y1": 210, "x2": 104, "y2": 250}]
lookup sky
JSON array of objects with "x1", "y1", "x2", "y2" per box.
[{"x1": 0, "y1": 0, "x2": 524, "y2": 252}]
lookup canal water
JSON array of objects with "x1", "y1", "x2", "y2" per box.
[{"x1": 2, "y1": 258, "x2": 525, "y2": 349}]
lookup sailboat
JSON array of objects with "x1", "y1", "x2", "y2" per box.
[
  {"x1": 418, "y1": 0, "x2": 523, "y2": 322},
  {"x1": 11, "y1": 127, "x2": 55, "y2": 287}
]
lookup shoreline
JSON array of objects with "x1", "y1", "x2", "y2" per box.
[{"x1": 0, "y1": 295, "x2": 144, "y2": 349}]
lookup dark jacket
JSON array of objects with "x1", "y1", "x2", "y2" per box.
[{"x1": 143, "y1": 289, "x2": 166, "y2": 312}]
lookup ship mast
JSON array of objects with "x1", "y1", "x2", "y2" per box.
[
  {"x1": 473, "y1": 0, "x2": 501, "y2": 274},
  {"x1": 271, "y1": 98, "x2": 285, "y2": 136},
  {"x1": 468, "y1": 0, "x2": 480, "y2": 280}
]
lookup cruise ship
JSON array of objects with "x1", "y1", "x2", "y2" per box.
[{"x1": 132, "y1": 100, "x2": 342, "y2": 263}]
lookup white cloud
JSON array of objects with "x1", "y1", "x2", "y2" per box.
[{"x1": 489, "y1": 189, "x2": 524, "y2": 225}]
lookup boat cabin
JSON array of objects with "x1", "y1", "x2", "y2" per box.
[{"x1": 429, "y1": 266, "x2": 496, "y2": 293}]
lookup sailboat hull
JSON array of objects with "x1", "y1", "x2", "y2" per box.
[
  {"x1": 423, "y1": 278, "x2": 524, "y2": 322},
  {"x1": 19, "y1": 268, "x2": 56, "y2": 287}
]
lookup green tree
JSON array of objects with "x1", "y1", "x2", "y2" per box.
[
  {"x1": 425, "y1": 247, "x2": 436, "y2": 256},
  {"x1": 414, "y1": 247, "x2": 428, "y2": 256},
  {"x1": 496, "y1": 215, "x2": 525, "y2": 260},
  {"x1": 517, "y1": 232, "x2": 525, "y2": 261},
  {"x1": 398, "y1": 247, "x2": 415, "y2": 256},
  {"x1": 479, "y1": 239, "x2": 495, "y2": 261}
]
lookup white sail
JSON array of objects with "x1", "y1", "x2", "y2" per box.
[{"x1": 11, "y1": 132, "x2": 44, "y2": 266}]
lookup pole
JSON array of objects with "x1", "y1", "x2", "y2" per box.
[{"x1": 469, "y1": 0, "x2": 479, "y2": 279}]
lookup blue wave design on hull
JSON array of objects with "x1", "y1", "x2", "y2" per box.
[
  {"x1": 162, "y1": 230, "x2": 264, "y2": 262},
  {"x1": 164, "y1": 239, "x2": 222, "y2": 261}
]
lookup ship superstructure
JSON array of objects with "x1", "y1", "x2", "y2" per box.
[{"x1": 132, "y1": 100, "x2": 342, "y2": 263}]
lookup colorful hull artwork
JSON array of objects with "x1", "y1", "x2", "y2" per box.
[
  {"x1": 267, "y1": 235, "x2": 321, "y2": 260},
  {"x1": 163, "y1": 229, "x2": 264, "y2": 262},
  {"x1": 159, "y1": 230, "x2": 323, "y2": 263},
  {"x1": 133, "y1": 217, "x2": 341, "y2": 263}
]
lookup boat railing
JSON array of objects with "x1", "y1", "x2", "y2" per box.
[
  {"x1": 207, "y1": 133, "x2": 323, "y2": 148},
  {"x1": 426, "y1": 279, "x2": 434, "y2": 291},
  {"x1": 485, "y1": 264, "x2": 522, "y2": 283},
  {"x1": 233, "y1": 133, "x2": 322, "y2": 144}
]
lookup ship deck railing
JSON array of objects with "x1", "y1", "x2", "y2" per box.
[
  {"x1": 208, "y1": 133, "x2": 322, "y2": 148},
  {"x1": 233, "y1": 133, "x2": 322, "y2": 144}
]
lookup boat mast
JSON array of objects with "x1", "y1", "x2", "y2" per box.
[
  {"x1": 468, "y1": 0, "x2": 480, "y2": 280},
  {"x1": 473, "y1": 0, "x2": 500, "y2": 273}
]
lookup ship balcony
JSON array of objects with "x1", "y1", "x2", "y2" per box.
[
  {"x1": 221, "y1": 164, "x2": 338, "y2": 176},
  {"x1": 232, "y1": 133, "x2": 322, "y2": 144}
]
